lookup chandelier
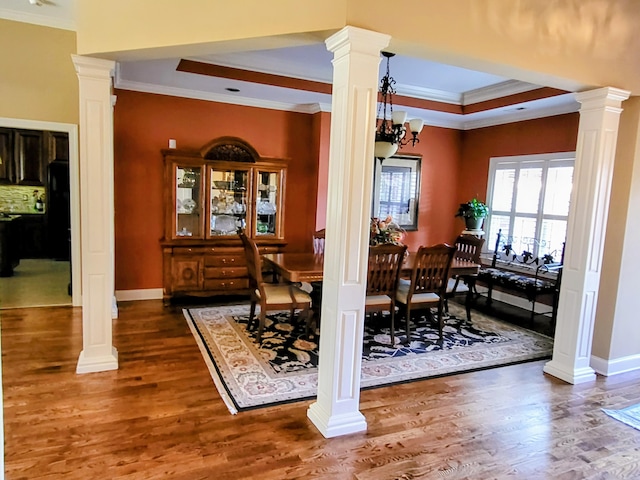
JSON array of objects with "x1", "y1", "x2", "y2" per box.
[{"x1": 374, "y1": 52, "x2": 424, "y2": 160}]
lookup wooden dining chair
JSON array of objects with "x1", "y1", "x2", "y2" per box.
[
  {"x1": 395, "y1": 243, "x2": 456, "y2": 341},
  {"x1": 238, "y1": 230, "x2": 312, "y2": 343},
  {"x1": 365, "y1": 243, "x2": 408, "y2": 345},
  {"x1": 445, "y1": 234, "x2": 485, "y2": 321}
]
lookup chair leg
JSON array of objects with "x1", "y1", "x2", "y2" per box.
[
  {"x1": 390, "y1": 306, "x2": 396, "y2": 346},
  {"x1": 256, "y1": 310, "x2": 266, "y2": 344},
  {"x1": 405, "y1": 305, "x2": 412, "y2": 344},
  {"x1": 248, "y1": 301, "x2": 257, "y2": 330},
  {"x1": 437, "y1": 301, "x2": 444, "y2": 340},
  {"x1": 465, "y1": 277, "x2": 475, "y2": 323}
]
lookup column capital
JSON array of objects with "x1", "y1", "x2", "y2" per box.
[
  {"x1": 71, "y1": 55, "x2": 116, "y2": 79},
  {"x1": 575, "y1": 87, "x2": 631, "y2": 109},
  {"x1": 325, "y1": 26, "x2": 391, "y2": 57}
]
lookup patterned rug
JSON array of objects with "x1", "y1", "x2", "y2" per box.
[
  {"x1": 603, "y1": 403, "x2": 640, "y2": 431},
  {"x1": 184, "y1": 303, "x2": 553, "y2": 414}
]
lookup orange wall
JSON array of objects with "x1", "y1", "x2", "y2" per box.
[
  {"x1": 459, "y1": 113, "x2": 580, "y2": 212},
  {"x1": 399, "y1": 126, "x2": 464, "y2": 250},
  {"x1": 313, "y1": 111, "x2": 332, "y2": 230},
  {"x1": 113, "y1": 89, "x2": 317, "y2": 290},
  {"x1": 113, "y1": 89, "x2": 578, "y2": 291}
]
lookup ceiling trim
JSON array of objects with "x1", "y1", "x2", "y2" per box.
[
  {"x1": 461, "y1": 99, "x2": 579, "y2": 130},
  {"x1": 114, "y1": 78, "x2": 330, "y2": 115},
  {"x1": 114, "y1": 76, "x2": 578, "y2": 131},
  {"x1": 463, "y1": 80, "x2": 540, "y2": 105},
  {"x1": 177, "y1": 59, "x2": 333, "y2": 95},
  {"x1": 0, "y1": 7, "x2": 75, "y2": 31}
]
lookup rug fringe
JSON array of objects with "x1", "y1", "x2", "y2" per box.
[{"x1": 183, "y1": 309, "x2": 238, "y2": 415}]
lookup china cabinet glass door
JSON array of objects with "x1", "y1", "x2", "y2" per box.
[
  {"x1": 209, "y1": 167, "x2": 250, "y2": 236},
  {"x1": 175, "y1": 165, "x2": 202, "y2": 238},
  {"x1": 254, "y1": 169, "x2": 282, "y2": 237}
]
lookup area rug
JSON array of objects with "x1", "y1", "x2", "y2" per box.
[
  {"x1": 602, "y1": 403, "x2": 640, "y2": 431},
  {"x1": 184, "y1": 303, "x2": 553, "y2": 414}
]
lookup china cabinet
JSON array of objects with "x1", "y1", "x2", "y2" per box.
[{"x1": 161, "y1": 137, "x2": 287, "y2": 304}]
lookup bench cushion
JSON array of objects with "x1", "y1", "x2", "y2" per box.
[{"x1": 477, "y1": 267, "x2": 556, "y2": 301}]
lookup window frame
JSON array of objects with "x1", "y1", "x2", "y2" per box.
[{"x1": 485, "y1": 152, "x2": 575, "y2": 258}]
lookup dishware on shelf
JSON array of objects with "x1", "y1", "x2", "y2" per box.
[{"x1": 182, "y1": 198, "x2": 196, "y2": 214}]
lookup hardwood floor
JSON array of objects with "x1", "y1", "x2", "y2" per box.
[{"x1": 2, "y1": 301, "x2": 640, "y2": 479}]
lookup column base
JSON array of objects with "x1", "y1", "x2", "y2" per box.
[
  {"x1": 307, "y1": 401, "x2": 367, "y2": 438},
  {"x1": 76, "y1": 346, "x2": 119, "y2": 374},
  {"x1": 543, "y1": 359, "x2": 596, "y2": 385}
]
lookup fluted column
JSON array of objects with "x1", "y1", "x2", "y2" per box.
[
  {"x1": 72, "y1": 55, "x2": 118, "y2": 374},
  {"x1": 306, "y1": 26, "x2": 390, "y2": 438},
  {"x1": 544, "y1": 87, "x2": 630, "y2": 384}
]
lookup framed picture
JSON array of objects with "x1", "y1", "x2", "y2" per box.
[{"x1": 371, "y1": 155, "x2": 421, "y2": 231}]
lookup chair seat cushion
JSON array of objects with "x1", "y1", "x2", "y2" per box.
[
  {"x1": 260, "y1": 284, "x2": 312, "y2": 305},
  {"x1": 395, "y1": 282, "x2": 441, "y2": 305},
  {"x1": 365, "y1": 294, "x2": 393, "y2": 307}
]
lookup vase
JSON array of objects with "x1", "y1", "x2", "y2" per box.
[{"x1": 465, "y1": 217, "x2": 484, "y2": 231}]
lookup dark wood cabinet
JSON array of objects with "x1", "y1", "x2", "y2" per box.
[
  {"x1": 0, "y1": 128, "x2": 69, "y2": 186},
  {"x1": 45, "y1": 131, "x2": 70, "y2": 162},
  {"x1": 0, "y1": 128, "x2": 15, "y2": 184},
  {"x1": 14, "y1": 130, "x2": 45, "y2": 186},
  {"x1": 161, "y1": 137, "x2": 287, "y2": 304},
  {"x1": 0, "y1": 216, "x2": 20, "y2": 276},
  {"x1": 17, "y1": 214, "x2": 47, "y2": 259}
]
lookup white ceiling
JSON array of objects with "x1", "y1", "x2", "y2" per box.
[{"x1": 1, "y1": 0, "x2": 580, "y2": 130}]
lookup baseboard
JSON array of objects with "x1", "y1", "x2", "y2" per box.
[
  {"x1": 115, "y1": 288, "x2": 163, "y2": 302},
  {"x1": 591, "y1": 353, "x2": 640, "y2": 376}
]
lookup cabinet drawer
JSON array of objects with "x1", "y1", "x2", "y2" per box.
[
  {"x1": 172, "y1": 247, "x2": 207, "y2": 255},
  {"x1": 203, "y1": 278, "x2": 249, "y2": 291},
  {"x1": 203, "y1": 266, "x2": 247, "y2": 279},
  {"x1": 204, "y1": 254, "x2": 246, "y2": 267}
]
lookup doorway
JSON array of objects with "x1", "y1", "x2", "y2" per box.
[{"x1": 0, "y1": 118, "x2": 80, "y2": 308}]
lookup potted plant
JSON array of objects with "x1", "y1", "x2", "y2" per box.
[{"x1": 455, "y1": 197, "x2": 489, "y2": 230}]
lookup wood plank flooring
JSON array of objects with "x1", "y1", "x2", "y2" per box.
[{"x1": 2, "y1": 300, "x2": 640, "y2": 479}]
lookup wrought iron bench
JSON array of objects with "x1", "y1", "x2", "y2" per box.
[{"x1": 475, "y1": 229, "x2": 564, "y2": 324}]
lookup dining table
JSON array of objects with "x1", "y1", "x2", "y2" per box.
[
  {"x1": 262, "y1": 252, "x2": 480, "y2": 283},
  {"x1": 262, "y1": 251, "x2": 481, "y2": 321}
]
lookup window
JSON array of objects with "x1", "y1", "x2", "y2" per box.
[
  {"x1": 485, "y1": 152, "x2": 574, "y2": 261},
  {"x1": 372, "y1": 155, "x2": 421, "y2": 230}
]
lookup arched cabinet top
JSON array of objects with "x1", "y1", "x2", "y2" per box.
[{"x1": 200, "y1": 136, "x2": 260, "y2": 163}]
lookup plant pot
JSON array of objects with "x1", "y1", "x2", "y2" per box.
[{"x1": 465, "y1": 217, "x2": 484, "y2": 231}]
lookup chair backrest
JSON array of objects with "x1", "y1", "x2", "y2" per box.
[
  {"x1": 367, "y1": 244, "x2": 407, "y2": 297},
  {"x1": 454, "y1": 234, "x2": 485, "y2": 264},
  {"x1": 408, "y1": 243, "x2": 456, "y2": 297},
  {"x1": 313, "y1": 228, "x2": 326, "y2": 254},
  {"x1": 238, "y1": 230, "x2": 264, "y2": 291}
]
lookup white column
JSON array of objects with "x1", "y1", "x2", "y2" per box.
[
  {"x1": 544, "y1": 87, "x2": 630, "y2": 384},
  {"x1": 72, "y1": 55, "x2": 119, "y2": 374},
  {"x1": 307, "y1": 27, "x2": 390, "y2": 438}
]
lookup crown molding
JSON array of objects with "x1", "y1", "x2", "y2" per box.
[
  {"x1": 114, "y1": 77, "x2": 576, "y2": 131},
  {"x1": 396, "y1": 84, "x2": 461, "y2": 105},
  {"x1": 189, "y1": 55, "x2": 332, "y2": 85},
  {"x1": 463, "y1": 80, "x2": 540, "y2": 105},
  {"x1": 114, "y1": 79, "x2": 330, "y2": 115},
  {"x1": 0, "y1": 7, "x2": 75, "y2": 31},
  {"x1": 461, "y1": 99, "x2": 579, "y2": 130}
]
